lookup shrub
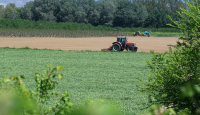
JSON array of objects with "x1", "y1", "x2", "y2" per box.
[
  {"x1": 137, "y1": 0, "x2": 200, "y2": 114},
  {"x1": 0, "y1": 65, "x2": 72, "y2": 115},
  {"x1": 0, "y1": 18, "x2": 180, "y2": 32}
]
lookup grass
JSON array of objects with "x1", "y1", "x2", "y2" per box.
[
  {"x1": 150, "y1": 32, "x2": 183, "y2": 37},
  {"x1": 0, "y1": 29, "x2": 129, "y2": 37},
  {"x1": 128, "y1": 32, "x2": 183, "y2": 37},
  {"x1": 0, "y1": 28, "x2": 182, "y2": 37},
  {"x1": 0, "y1": 47, "x2": 152, "y2": 115}
]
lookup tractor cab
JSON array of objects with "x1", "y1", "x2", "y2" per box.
[{"x1": 116, "y1": 37, "x2": 127, "y2": 47}]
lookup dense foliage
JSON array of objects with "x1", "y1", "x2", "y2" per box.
[
  {"x1": 0, "y1": 18, "x2": 181, "y2": 32},
  {"x1": 0, "y1": 0, "x2": 186, "y2": 28},
  {"x1": 138, "y1": 1, "x2": 200, "y2": 114}
]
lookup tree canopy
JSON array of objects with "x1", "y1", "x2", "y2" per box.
[{"x1": 1, "y1": 0, "x2": 187, "y2": 28}]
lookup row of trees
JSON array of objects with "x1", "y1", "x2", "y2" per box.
[{"x1": 0, "y1": 0, "x2": 186, "y2": 28}]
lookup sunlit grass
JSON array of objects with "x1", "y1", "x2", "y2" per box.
[{"x1": 0, "y1": 47, "x2": 152, "y2": 115}]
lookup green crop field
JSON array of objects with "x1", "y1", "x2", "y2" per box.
[{"x1": 0, "y1": 47, "x2": 153, "y2": 115}]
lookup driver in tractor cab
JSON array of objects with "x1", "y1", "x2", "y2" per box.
[{"x1": 119, "y1": 38, "x2": 123, "y2": 43}]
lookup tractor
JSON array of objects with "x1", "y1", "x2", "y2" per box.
[
  {"x1": 133, "y1": 31, "x2": 151, "y2": 37},
  {"x1": 101, "y1": 36, "x2": 138, "y2": 52}
]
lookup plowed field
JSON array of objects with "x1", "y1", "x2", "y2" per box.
[{"x1": 0, "y1": 37, "x2": 180, "y2": 53}]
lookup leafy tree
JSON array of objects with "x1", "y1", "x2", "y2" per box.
[
  {"x1": 57, "y1": 0, "x2": 77, "y2": 22},
  {"x1": 136, "y1": 3, "x2": 148, "y2": 27},
  {"x1": 16, "y1": 0, "x2": 187, "y2": 28},
  {"x1": 20, "y1": 1, "x2": 34, "y2": 20},
  {"x1": 113, "y1": 1, "x2": 147, "y2": 27},
  {"x1": 167, "y1": 0, "x2": 186, "y2": 13},
  {"x1": 7, "y1": 11, "x2": 20, "y2": 19},
  {"x1": 0, "y1": 5, "x2": 5, "y2": 18},
  {"x1": 5, "y1": 6, "x2": 15, "y2": 16},
  {"x1": 7, "y1": 3, "x2": 16, "y2": 9},
  {"x1": 144, "y1": 10, "x2": 180, "y2": 28},
  {"x1": 87, "y1": 0, "x2": 100, "y2": 26},
  {"x1": 157, "y1": 0, "x2": 168, "y2": 11},
  {"x1": 4, "y1": 5, "x2": 20, "y2": 19},
  {"x1": 75, "y1": 0, "x2": 99, "y2": 24},
  {"x1": 142, "y1": 0, "x2": 157, "y2": 13},
  {"x1": 40, "y1": 11, "x2": 57, "y2": 22},
  {"x1": 172, "y1": 0, "x2": 186, "y2": 13},
  {"x1": 74, "y1": 6, "x2": 88, "y2": 23},
  {"x1": 22, "y1": 0, "x2": 60, "y2": 22},
  {"x1": 141, "y1": 0, "x2": 186, "y2": 13},
  {"x1": 138, "y1": 0, "x2": 200, "y2": 114},
  {"x1": 96, "y1": 0, "x2": 117, "y2": 26}
]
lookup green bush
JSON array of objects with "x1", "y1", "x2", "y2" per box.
[
  {"x1": 0, "y1": 18, "x2": 180, "y2": 32},
  {"x1": 137, "y1": 1, "x2": 200, "y2": 114},
  {"x1": 0, "y1": 65, "x2": 72, "y2": 115}
]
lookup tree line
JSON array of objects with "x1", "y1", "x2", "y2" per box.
[{"x1": 0, "y1": 0, "x2": 186, "y2": 28}]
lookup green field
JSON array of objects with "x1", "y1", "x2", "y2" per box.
[
  {"x1": 0, "y1": 47, "x2": 153, "y2": 115},
  {"x1": 0, "y1": 28, "x2": 182, "y2": 37},
  {"x1": 150, "y1": 32, "x2": 183, "y2": 37},
  {"x1": 128, "y1": 32, "x2": 183, "y2": 37}
]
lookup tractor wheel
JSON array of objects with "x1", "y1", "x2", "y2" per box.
[
  {"x1": 112, "y1": 43, "x2": 121, "y2": 51},
  {"x1": 126, "y1": 45, "x2": 135, "y2": 52},
  {"x1": 121, "y1": 47, "x2": 124, "y2": 51}
]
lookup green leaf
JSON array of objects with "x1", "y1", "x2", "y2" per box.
[
  {"x1": 20, "y1": 75, "x2": 25, "y2": 78},
  {"x1": 194, "y1": 85, "x2": 200, "y2": 93},
  {"x1": 18, "y1": 79, "x2": 23, "y2": 85},
  {"x1": 58, "y1": 74, "x2": 63, "y2": 79},
  {"x1": 180, "y1": 85, "x2": 194, "y2": 98},
  {"x1": 57, "y1": 66, "x2": 65, "y2": 71},
  {"x1": 68, "y1": 102, "x2": 73, "y2": 107},
  {"x1": 163, "y1": 108, "x2": 176, "y2": 115},
  {"x1": 3, "y1": 78, "x2": 11, "y2": 83}
]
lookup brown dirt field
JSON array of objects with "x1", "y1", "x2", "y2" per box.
[{"x1": 0, "y1": 37, "x2": 180, "y2": 53}]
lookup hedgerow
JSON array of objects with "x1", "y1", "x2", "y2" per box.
[{"x1": 0, "y1": 18, "x2": 180, "y2": 32}]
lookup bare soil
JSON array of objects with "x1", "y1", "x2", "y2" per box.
[{"x1": 0, "y1": 37, "x2": 180, "y2": 53}]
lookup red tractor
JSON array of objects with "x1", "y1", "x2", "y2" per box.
[{"x1": 101, "y1": 36, "x2": 138, "y2": 52}]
